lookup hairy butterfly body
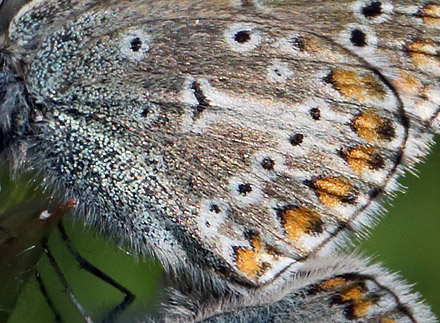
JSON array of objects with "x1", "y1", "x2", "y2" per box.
[{"x1": 0, "y1": 0, "x2": 439, "y2": 321}]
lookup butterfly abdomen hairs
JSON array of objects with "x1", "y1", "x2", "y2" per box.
[{"x1": 0, "y1": 50, "x2": 31, "y2": 155}]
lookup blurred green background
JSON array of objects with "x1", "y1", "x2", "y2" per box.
[{"x1": 1, "y1": 136, "x2": 440, "y2": 323}]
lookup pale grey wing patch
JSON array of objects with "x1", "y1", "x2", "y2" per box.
[{"x1": 161, "y1": 254, "x2": 436, "y2": 323}]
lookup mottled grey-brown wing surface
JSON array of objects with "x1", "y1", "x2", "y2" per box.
[{"x1": 7, "y1": 0, "x2": 440, "y2": 287}]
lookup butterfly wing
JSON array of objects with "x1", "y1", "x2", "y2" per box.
[
  {"x1": 164, "y1": 254, "x2": 437, "y2": 322},
  {"x1": 5, "y1": 0, "x2": 439, "y2": 289}
]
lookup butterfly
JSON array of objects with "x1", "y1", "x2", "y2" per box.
[{"x1": 1, "y1": 0, "x2": 439, "y2": 321}]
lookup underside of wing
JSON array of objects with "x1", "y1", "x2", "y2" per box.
[
  {"x1": 164, "y1": 254, "x2": 437, "y2": 322},
  {"x1": 7, "y1": 0, "x2": 440, "y2": 287}
]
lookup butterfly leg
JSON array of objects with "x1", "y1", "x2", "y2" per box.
[
  {"x1": 56, "y1": 222, "x2": 135, "y2": 323},
  {"x1": 41, "y1": 237, "x2": 94, "y2": 323},
  {"x1": 35, "y1": 267, "x2": 63, "y2": 323}
]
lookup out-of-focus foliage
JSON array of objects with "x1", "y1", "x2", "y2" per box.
[{"x1": 0, "y1": 166, "x2": 63, "y2": 322}]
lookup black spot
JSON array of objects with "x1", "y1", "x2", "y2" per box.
[
  {"x1": 369, "y1": 293, "x2": 381, "y2": 304},
  {"x1": 289, "y1": 133, "x2": 304, "y2": 146},
  {"x1": 369, "y1": 154, "x2": 385, "y2": 170},
  {"x1": 291, "y1": 36, "x2": 306, "y2": 51},
  {"x1": 60, "y1": 32, "x2": 78, "y2": 42},
  {"x1": 65, "y1": 107, "x2": 82, "y2": 116},
  {"x1": 337, "y1": 147, "x2": 349, "y2": 161},
  {"x1": 369, "y1": 187, "x2": 382, "y2": 198},
  {"x1": 336, "y1": 221, "x2": 350, "y2": 231},
  {"x1": 260, "y1": 262, "x2": 271, "y2": 272},
  {"x1": 310, "y1": 108, "x2": 321, "y2": 120},
  {"x1": 240, "y1": 0, "x2": 254, "y2": 7},
  {"x1": 144, "y1": 158, "x2": 158, "y2": 166},
  {"x1": 340, "y1": 193, "x2": 358, "y2": 204},
  {"x1": 350, "y1": 29, "x2": 367, "y2": 47},
  {"x1": 186, "y1": 177, "x2": 195, "y2": 190},
  {"x1": 323, "y1": 70, "x2": 335, "y2": 85},
  {"x1": 141, "y1": 108, "x2": 149, "y2": 117},
  {"x1": 261, "y1": 157, "x2": 275, "y2": 170},
  {"x1": 378, "y1": 120, "x2": 395, "y2": 140},
  {"x1": 303, "y1": 179, "x2": 316, "y2": 189},
  {"x1": 210, "y1": 204, "x2": 221, "y2": 214},
  {"x1": 243, "y1": 229, "x2": 259, "y2": 242},
  {"x1": 238, "y1": 183, "x2": 252, "y2": 195},
  {"x1": 234, "y1": 30, "x2": 251, "y2": 43},
  {"x1": 344, "y1": 304, "x2": 358, "y2": 320},
  {"x1": 273, "y1": 68, "x2": 282, "y2": 77},
  {"x1": 309, "y1": 219, "x2": 324, "y2": 235},
  {"x1": 361, "y1": 1, "x2": 383, "y2": 18},
  {"x1": 130, "y1": 37, "x2": 142, "y2": 52},
  {"x1": 191, "y1": 81, "x2": 209, "y2": 119},
  {"x1": 205, "y1": 221, "x2": 211, "y2": 227}
]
